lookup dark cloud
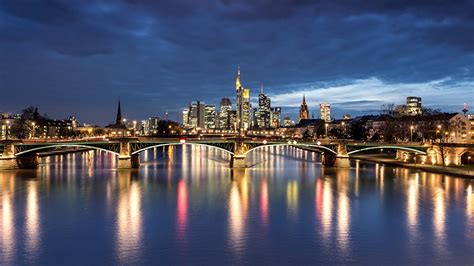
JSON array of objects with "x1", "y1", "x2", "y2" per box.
[{"x1": 0, "y1": 0, "x2": 473, "y2": 124}]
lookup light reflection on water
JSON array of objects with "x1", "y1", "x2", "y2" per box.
[{"x1": 0, "y1": 146, "x2": 473, "y2": 265}]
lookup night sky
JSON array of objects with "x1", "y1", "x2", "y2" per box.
[{"x1": 1, "y1": 0, "x2": 473, "y2": 125}]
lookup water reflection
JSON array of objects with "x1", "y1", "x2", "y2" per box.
[
  {"x1": 433, "y1": 184, "x2": 446, "y2": 254},
  {"x1": 0, "y1": 147, "x2": 474, "y2": 265},
  {"x1": 116, "y1": 171, "x2": 142, "y2": 263},
  {"x1": 176, "y1": 179, "x2": 188, "y2": 244},
  {"x1": 260, "y1": 179, "x2": 269, "y2": 228},
  {"x1": 228, "y1": 169, "x2": 248, "y2": 257},
  {"x1": 337, "y1": 170, "x2": 351, "y2": 255},
  {"x1": 286, "y1": 180, "x2": 298, "y2": 218},
  {"x1": 1, "y1": 175, "x2": 15, "y2": 263},
  {"x1": 25, "y1": 180, "x2": 40, "y2": 261},
  {"x1": 407, "y1": 173, "x2": 419, "y2": 243}
]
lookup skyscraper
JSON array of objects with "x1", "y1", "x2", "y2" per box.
[
  {"x1": 299, "y1": 94, "x2": 309, "y2": 122},
  {"x1": 320, "y1": 103, "x2": 331, "y2": 122},
  {"x1": 182, "y1": 108, "x2": 189, "y2": 128},
  {"x1": 204, "y1": 105, "x2": 217, "y2": 129},
  {"x1": 257, "y1": 85, "x2": 271, "y2": 128},
  {"x1": 235, "y1": 67, "x2": 251, "y2": 132},
  {"x1": 219, "y1": 98, "x2": 232, "y2": 129},
  {"x1": 188, "y1": 101, "x2": 205, "y2": 129}
]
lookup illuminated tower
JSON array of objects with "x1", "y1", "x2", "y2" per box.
[
  {"x1": 299, "y1": 94, "x2": 309, "y2": 122},
  {"x1": 236, "y1": 66, "x2": 244, "y2": 132}
]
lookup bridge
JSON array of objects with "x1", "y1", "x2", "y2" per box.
[{"x1": 0, "y1": 138, "x2": 471, "y2": 170}]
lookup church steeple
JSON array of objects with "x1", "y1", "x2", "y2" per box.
[
  {"x1": 299, "y1": 94, "x2": 309, "y2": 122},
  {"x1": 116, "y1": 99, "x2": 123, "y2": 126}
]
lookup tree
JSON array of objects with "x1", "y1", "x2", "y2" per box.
[{"x1": 9, "y1": 106, "x2": 45, "y2": 139}]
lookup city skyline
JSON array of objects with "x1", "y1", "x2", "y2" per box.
[{"x1": 1, "y1": 0, "x2": 473, "y2": 124}]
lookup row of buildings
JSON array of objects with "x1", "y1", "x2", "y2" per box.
[{"x1": 182, "y1": 67, "x2": 282, "y2": 131}]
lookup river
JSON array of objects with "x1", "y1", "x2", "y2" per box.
[{"x1": 1, "y1": 145, "x2": 473, "y2": 265}]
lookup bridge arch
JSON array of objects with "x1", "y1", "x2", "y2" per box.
[
  {"x1": 15, "y1": 144, "x2": 121, "y2": 156},
  {"x1": 347, "y1": 146, "x2": 427, "y2": 155},
  {"x1": 243, "y1": 143, "x2": 338, "y2": 156},
  {"x1": 131, "y1": 143, "x2": 235, "y2": 156}
]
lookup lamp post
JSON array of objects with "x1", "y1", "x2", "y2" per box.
[
  {"x1": 31, "y1": 122, "x2": 36, "y2": 139},
  {"x1": 325, "y1": 123, "x2": 329, "y2": 138},
  {"x1": 122, "y1": 118, "x2": 126, "y2": 138},
  {"x1": 410, "y1": 125, "x2": 414, "y2": 142},
  {"x1": 341, "y1": 121, "x2": 346, "y2": 139},
  {"x1": 133, "y1": 120, "x2": 137, "y2": 136},
  {"x1": 5, "y1": 120, "x2": 10, "y2": 140}
]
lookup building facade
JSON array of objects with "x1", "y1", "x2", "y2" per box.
[
  {"x1": 320, "y1": 103, "x2": 331, "y2": 122},
  {"x1": 406, "y1": 96, "x2": 422, "y2": 116},
  {"x1": 219, "y1": 98, "x2": 232, "y2": 129}
]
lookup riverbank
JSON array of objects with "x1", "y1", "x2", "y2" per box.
[{"x1": 352, "y1": 154, "x2": 474, "y2": 179}]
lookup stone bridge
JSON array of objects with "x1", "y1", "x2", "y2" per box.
[{"x1": 0, "y1": 138, "x2": 471, "y2": 170}]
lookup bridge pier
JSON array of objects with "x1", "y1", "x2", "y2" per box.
[
  {"x1": 117, "y1": 154, "x2": 140, "y2": 169},
  {"x1": 334, "y1": 156, "x2": 350, "y2": 168},
  {"x1": 230, "y1": 155, "x2": 246, "y2": 168},
  {"x1": 0, "y1": 157, "x2": 19, "y2": 170},
  {"x1": 16, "y1": 154, "x2": 39, "y2": 169},
  {"x1": 0, "y1": 140, "x2": 20, "y2": 170}
]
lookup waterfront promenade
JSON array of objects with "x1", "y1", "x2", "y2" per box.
[{"x1": 352, "y1": 154, "x2": 474, "y2": 178}]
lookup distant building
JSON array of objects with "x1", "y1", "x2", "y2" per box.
[
  {"x1": 299, "y1": 94, "x2": 309, "y2": 122},
  {"x1": 185, "y1": 101, "x2": 206, "y2": 129},
  {"x1": 228, "y1": 110, "x2": 237, "y2": 130},
  {"x1": 320, "y1": 103, "x2": 331, "y2": 122},
  {"x1": 283, "y1": 116, "x2": 293, "y2": 127},
  {"x1": 271, "y1": 107, "x2": 281, "y2": 128},
  {"x1": 219, "y1": 98, "x2": 232, "y2": 129},
  {"x1": 204, "y1": 105, "x2": 217, "y2": 129},
  {"x1": 182, "y1": 108, "x2": 189, "y2": 128},
  {"x1": 257, "y1": 86, "x2": 271, "y2": 128},
  {"x1": 406, "y1": 96, "x2": 422, "y2": 116}
]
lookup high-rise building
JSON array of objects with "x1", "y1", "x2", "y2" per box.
[
  {"x1": 320, "y1": 103, "x2": 331, "y2": 122},
  {"x1": 242, "y1": 88, "x2": 251, "y2": 130},
  {"x1": 182, "y1": 108, "x2": 189, "y2": 128},
  {"x1": 271, "y1": 107, "x2": 281, "y2": 128},
  {"x1": 283, "y1": 116, "x2": 293, "y2": 127},
  {"x1": 188, "y1": 101, "x2": 205, "y2": 129},
  {"x1": 406, "y1": 96, "x2": 422, "y2": 116},
  {"x1": 299, "y1": 94, "x2": 309, "y2": 122},
  {"x1": 204, "y1": 105, "x2": 217, "y2": 129},
  {"x1": 235, "y1": 67, "x2": 251, "y2": 132},
  {"x1": 228, "y1": 110, "x2": 237, "y2": 130},
  {"x1": 219, "y1": 98, "x2": 232, "y2": 129},
  {"x1": 257, "y1": 86, "x2": 271, "y2": 128}
]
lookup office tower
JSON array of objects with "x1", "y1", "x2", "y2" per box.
[
  {"x1": 204, "y1": 105, "x2": 217, "y2": 129},
  {"x1": 406, "y1": 96, "x2": 422, "y2": 116},
  {"x1": 219, "y1": 98, "x2": 232, "y2": 129},
  {"x1": 320, "y1": 103, "x2": 331, "y2": 122}
]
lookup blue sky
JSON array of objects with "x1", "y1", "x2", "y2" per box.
[{"x1": 1, "y1": 0, "x2": 473, "y2": 125}]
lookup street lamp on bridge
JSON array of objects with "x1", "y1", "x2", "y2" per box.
[{"x1": 410, "y1": 125, "x2": 414, "y2": 142}]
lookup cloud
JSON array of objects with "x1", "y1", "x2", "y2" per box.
[{"x1": 0, "y1": 0, "x2": 473, "y2": 124}]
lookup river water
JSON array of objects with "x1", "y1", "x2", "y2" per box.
[{"x1": 1, "y1": 145, "x2": 473, "y2": 265}]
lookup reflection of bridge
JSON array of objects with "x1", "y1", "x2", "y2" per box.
[{"x1": 0, "y1": 138, "x2": 472, "y2": 170}]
